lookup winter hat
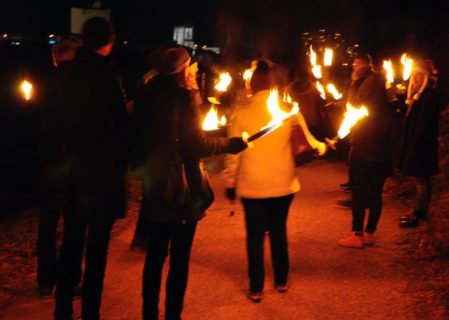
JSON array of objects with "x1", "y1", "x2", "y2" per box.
[
  {"x1": 82, "y1": 17, "x2": 115, "y2": 51},
  {"x1": 157, "y1": 46, "x2": 191, "y2": 75},
  {"x1": 406, "y1": 59, "x2": 438, "y2": 109},
  {"x1": 412, "y1": 59, "x2": 437, "y2": 76}
]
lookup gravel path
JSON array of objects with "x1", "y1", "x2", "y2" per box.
[{"x1": 1, "y1": 158, "x2": 417, "y2": 320}]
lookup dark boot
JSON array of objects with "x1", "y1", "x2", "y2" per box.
[{"x1": 399, "y1": 211, "x2": 428, "y2": 228}]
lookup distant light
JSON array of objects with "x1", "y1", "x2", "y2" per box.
[
  {"x1": 2, "y1": 33, "x2": 7, "y2": 39},
  {"x1": 48, "y1": 34, "x2": 55, "y2": 38},
  {"x1": 48, "y1": 40, "x2": 56, "y2": 45},
  {"x1": 202, "y1": 45, "x2": 207, "y2": 49},
  {"x1": 342, "y1": 62, "x2": 349, "y2": 66},
  {"x1": 11, "y1": 41, "x2": 21, "y2": 46},
  {"x1": 354, "y1": 44, "x2": 359, "y2": 47},
  {"x1": 123, "y1": 40, "x2": 128, "y2": 45}
]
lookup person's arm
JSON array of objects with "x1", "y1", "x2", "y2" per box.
[
  {"x1": 223, "y1": 111, "x2": 242, "y2": 191},
  {"x1": 294, "y1": 111, "x2": 326, "y2": 156}
]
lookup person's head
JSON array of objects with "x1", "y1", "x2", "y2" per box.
[
  {"x1": 249, "y1": 59, "x2": 275, "y2": 94},
  {"x1": 81, "y1": 17, "x2": 116, "y2": 56},
  {"x1": 409, "y1": 59, "x2": 437, "y2": 93},
  {"x1": 157, "y1": 46, "x2": 191, "y2": 76},
  {"x1": 51, "y1": 36, "x2": 82, "y2": 67},
  {"x1": 352, "y1": 53, "x2": 373, "y2": 76}
]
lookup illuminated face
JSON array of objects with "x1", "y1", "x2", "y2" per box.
[{"x1": 352, "y1": 59, "x2": 369, "y2": 73}]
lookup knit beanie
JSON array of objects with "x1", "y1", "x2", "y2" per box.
[{"x1": 157, "y1": 47, "x2": 191, "y2": 75}]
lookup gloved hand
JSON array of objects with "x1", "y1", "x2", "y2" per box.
[
  {"x1": 225, "y1": 188, "x2": 236, "y2": 201},
  {"x1": 227, "y1": 137, "x2": 248, "y2": 154}
]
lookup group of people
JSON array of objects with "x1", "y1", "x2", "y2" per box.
[{"x1": 33, "y1": 16, "x2": 441, "y2": 320}]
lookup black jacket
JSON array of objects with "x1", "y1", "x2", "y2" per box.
[
  {"x1": 133, "y1": 74, "x2": 238, "y2": 222},
  {"x1": 399, "y1": 88, "x2": 440, "y2": 176},
  {"x1": 42, "y1": 49, "x2": 130, "y2": 219}
]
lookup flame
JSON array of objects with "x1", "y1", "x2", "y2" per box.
[
  {"x1": 215, "y1": 72, "x2": 232, "y2": 92},
  {"x1": 309, "y1": 46, "x2": 317, "y2": 66},
  {"x1": 337, "y1": 103, "x2": 369, "y2": 139},
  {"x1": 327, "y1": 83, "x2": 342, "y2": 100},
  {"x1": 20, "y1": 80, "x2": 33, "y2": 101},
  {"x1": 243, "y1": 69, "x2": 253, "y2": 81},
  {"x1": 383, "y1": 60, "x2": 395, "y2": 85},
  {"x1": 202, "y1": 105, "x2": 226, "y2": 131},
  {"x1": 401, "y1": 53, "x2": 413, "y2": 81},
  {"x1": 324, "y1": 48, "x2": 333, "y2": 66},
  {"x1": 266, "y1": 89, "x2": 299, "y2": 128},
  {"x1": 312, "y1": 65, "x2": 322, "y2": 79},
  {"x1": 316, "y1": 81, "x2": 326, "y2": 100}
]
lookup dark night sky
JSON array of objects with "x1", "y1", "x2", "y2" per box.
[{"x1": 1, "y1": 0, "x2": 448, "y2": 62}]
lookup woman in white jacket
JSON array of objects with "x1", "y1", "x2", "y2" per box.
[{"x1": 224, "y1": 60, "x2": 325, "y2": 302}]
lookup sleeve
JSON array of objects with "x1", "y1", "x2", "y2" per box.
[
  {"x1": 294, "y1": 111, "x2": 326, "y2": 155},
  {"x1": 223, "y1": 110, "x2": 242, "y2": 188}
]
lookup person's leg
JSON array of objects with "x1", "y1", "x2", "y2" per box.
[
  {"x1": 365, "y1": 162, "x2": 388, "y2": 234},
  {"x1": 131, "y1": 198, "x2": 149, "y2": 249},
  {"x1": 81, "y1": 215, "x2": 115, "y2": 320},
  {"x1": 37, "y1": 209, "x2": 60, "y2": 292},
  {"x1": 414, "y1": 176, "x2": 431, "y2": 216},
  {"x1": 266, "y1": 194, "x2": 293, "y2": 288},
  {"x1": 54, "y1": 215, "x2": 86, "y2": 319},
  {"x1": 242, "y1": 198, "x2": 267, "y2": 293},
  {"x1": 142, "y1": 223, "x2": 171, "y2": 320},
  {"x1": 165, "y1": 222, "x2": 197, "y2": 320},
  {"x1": 339, "y1": 159, "x2": 367, "y2": 248}
]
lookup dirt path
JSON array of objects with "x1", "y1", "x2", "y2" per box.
[{"x1": 1, "y1": 158, "x2": 417, "y2": 320}]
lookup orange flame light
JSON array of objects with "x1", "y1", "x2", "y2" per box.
[
  {"x1": 316, "y1": 81, "x2": 326, "y2": 100},
  {"x1": 383, "y1": 60, "x2": 395, "y2": 88},
  {"x1": 337, "y1": 103, "x2": 369, "y2": 139},
  {"x1": 202, "y1": 105, "x2": 227, "y2": 131},
  {"x1": 215, "y1": 72, "x2": 232, "y2": 92},
  {"x1": 309, "y1": 46, "x2": 322, "y2": 79},
  {"x1": 20, "y1": 80, "x2": 33, "y2": 101},
  {"x1": 266, "y1": 89, "x2": 299, "y2": 128},
  {"x1": 243, "y1": 69, "x2": 253, "y2": 81},
  {"x1": 401, "y1": 53, "x2": 413, "y2": 81},
  {"x1": 324, "y1": 48, "x2": 333, "y2": 66},
  {"x1": 326, "y1": 83, "x2": 342, "y2": 100}
]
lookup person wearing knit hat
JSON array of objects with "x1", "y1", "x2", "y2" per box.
[
  {"x1": 399, "y1": 59, "x2": 441, "y2": 228},
  {"x1": 133, "y1": 45, "x2": 247, "y2": 319}
]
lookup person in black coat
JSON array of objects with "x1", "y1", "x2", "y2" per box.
[
  {"x1": 44, "y1": 17, "x2": 130, "y2": 320},
  {"x1": 339, "y1": 53, "x2": 399, "y2": 248},
  {"x1": 399, "y1": 60, "x2": 440, "y2": 228},
  {"x1": 133, "y1": 46, "x2": 246, "y2": 320}
]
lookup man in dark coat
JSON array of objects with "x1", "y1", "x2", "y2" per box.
[
  {"x1": 399, "y1": 60, "x2": 440, "y2": 228},
  {"x1": 44, "y1": 17, "x2": 130, "y2": 320},
  {"x1": 339, "y1": 53, "x2": 398, "y2": 248},
  {"x1": 133, "y1": 46, "x2": 246, "y2": 320}
]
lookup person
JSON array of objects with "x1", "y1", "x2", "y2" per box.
[
  {"x1": 133, "y1": 45, "x2": 247, "y2": 320},
  {"x1": 224, "y1": 60, "x2": 325, "y2": 302},
  {"x1": 399, "y1": 60, "x2": 440, "y2": 228},
  {"x1": 338, "y1": 53, "x2": 398, "y2": 248},
  {"x1": 43, "y1": 17, "x2": 130, "y2": 320},
  {"x1": 36, "y1": 36, "x2": 82, "y2": 299}
]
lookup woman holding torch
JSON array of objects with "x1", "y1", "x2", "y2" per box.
[{"x1": 224, "y1": 60, "x2": 325, "y2": 302}]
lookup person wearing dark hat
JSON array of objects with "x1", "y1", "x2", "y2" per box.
[
  {"x1": 224, "y1": 60, "x2": 325, "y2": 302},
  {"x1": 43, "y1": 17, "x2": 130, "y2": 320},
  {"x1": 399, "y1": 60, "x2": 441, "y2": 228},
  {"x1": 133, "y1": 45, "x2": 247, "y2": 320}
]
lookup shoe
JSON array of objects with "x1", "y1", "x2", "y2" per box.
[
  {"x1": 363, "y1": 233, "x2": 374, "y2": 246},
  {"x1": 340, "y1": 182, "x2": 350, "y2": 188},
  {"x1": 339, "y1": 234, "x2": 363, "y2": 249},
  {"x1": 400, "y1": 210, "x2": 428, "y2": 221},
  {"x1": 247, "y1": 290, "x2": 263, "y2": 303},
  {"x1": 274, "y1": 284, "x2": 288, "y2": 293},
  {"x1": 399, "y1": 215, "x2": 420, "y2": 228},
  {"x1": 337, "y1": 199, "x2": 352, "y2": 208},
  {"x1": 38, "y1": 286, "x2": 53, "y2": 299}
]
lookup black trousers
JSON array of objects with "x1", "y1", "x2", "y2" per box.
[
  {"x1": 54, "y1": 214, "x2": 114, "y2": 320},
  {"x1": 349, "y1": 159, "x2": 391, "y2": 234},
  {"x1": 143, "y1": 222, "x2": 197, "y2": 320},
  {"x1": 241, "y1": 194, "x2": 294, "y2": 292}
]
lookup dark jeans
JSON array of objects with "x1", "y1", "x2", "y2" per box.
[
  {"x1": 54, "y1": 214, "x2": 114, "y2": 320},
  {"x1": 414, "y1": 176, "x2": 431, "y2": 213},
  {"x1": 349, "y1": 159, "x2": 391, "y2": 234},
  {"x1": 143, "y1": 222, "x2": 197, "y2": 320},
  {"x1": 241, "y1": 194, "x2": 294, "y2": 292},
  {"x1": 37, "y1": 209, "x2": 82, "y2": 289}
]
